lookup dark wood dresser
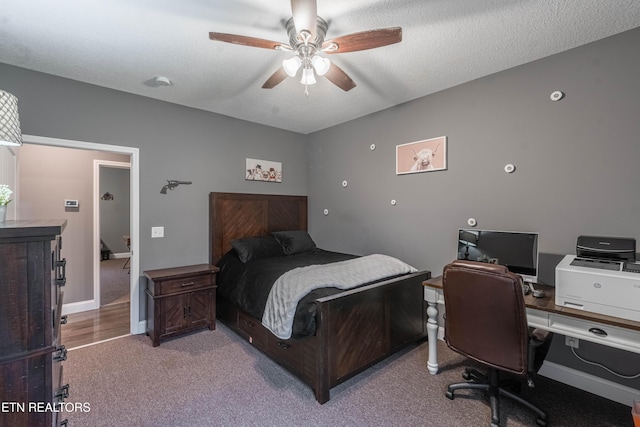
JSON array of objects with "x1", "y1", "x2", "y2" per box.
[
  {"x1": 145, "y1": 264, "x2": 218, "y2": 346},
  {"x1": 0, "y1": 220, "x2": 69, "y2": 427}
]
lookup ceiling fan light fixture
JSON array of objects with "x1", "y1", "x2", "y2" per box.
[
  {"x1": 282, "y1": 56, "x2": 302, "y2": 77},
  {"x1": 300, "y1": 67, "x2": 317, "y2": 85},
  {"x1": 311, "y1": 55, "x2": 330, "y2": 76}
]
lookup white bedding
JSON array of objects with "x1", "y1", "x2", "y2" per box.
[{"x1": 261, "y1": 254, "x2": 417, "y2": 339}]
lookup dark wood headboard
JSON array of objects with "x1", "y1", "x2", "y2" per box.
[{"x1": 209, "y1": 192, "x2": 308, "y2": 265}]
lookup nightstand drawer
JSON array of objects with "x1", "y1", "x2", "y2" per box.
[{"x1": 159, "y1": 274, "x2": 213, "y2": 295}]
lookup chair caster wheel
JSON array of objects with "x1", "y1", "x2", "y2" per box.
[
  {"x1": 491, "y1": 423, "x2": 499, "y2": 427},
  {"x1": 462, "y1": 371, "x2": 471, "y2": 380},
  {"x1": 536, "y1": 418, "x2": 547, "y2": 426},
  {"x1": 445, "y1": 390, "x2": 454, "y2": 400}
]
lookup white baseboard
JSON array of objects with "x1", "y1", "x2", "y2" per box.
[
  {"x1": 110, "y1": 252, "x2": 131, "y2": 259},
  {"x1": 539, "y1": 361, "x2": 640, "y2": 407},
  {"x1": 62, "y1": 299, "x2": 98, "y2": 315},
  {"x1": 136, "y1": 319, "x2": 147, "y2": 335}
]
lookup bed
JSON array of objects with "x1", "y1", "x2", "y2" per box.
[{"x1": 209, "y1": 192, "x2": 430, "y2": 403}]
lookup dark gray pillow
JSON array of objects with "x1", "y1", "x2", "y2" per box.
[
  {"x1": 272, "y1": 230, "x2": 317, "y2": 255},
  {"x1": 230, "y1": 235, "x2": 284, "y2": 263}
]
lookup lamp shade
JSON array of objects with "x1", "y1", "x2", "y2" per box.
[
  {"x1": 282, "y1": 56, "x2": 302, "y2": 77},
  {"x1": 300, "y1": 67, "x2": 317, "y2": 85},
  {"x1": 0, "y1": 91, "x2": 22, "y2": 147},
  {"x1": 311, "y1": 55, "x2": 330, "y2": 76}
]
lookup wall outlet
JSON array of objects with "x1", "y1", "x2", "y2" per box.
[
  {"x1": 151, "y1": 226, "x2": 164, "y2": 238},
  {"x1": 565, "y1": 336, "x2": 580, "y2": 348}
]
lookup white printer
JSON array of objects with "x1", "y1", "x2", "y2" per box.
[{"x1": 555, "y1": 235, "x2": 640, "y2": 322}]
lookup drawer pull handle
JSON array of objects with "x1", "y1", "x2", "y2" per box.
[
  {"x1": 56, "y1": 384, "x2": 70, "y2": 400},
  {"x1": 183, "y1": 307, "x2": 187, "y2": 319},
  {"x1": 60, "y1": 419, "x2": 69, "y2": 427},
  {"x1": 588, "y1": 327, "x2": 608, "y2": 337},
  {"x1": 181, "y1": 281, "x2": 195, "y2": 287},
  {"x1": 57, "y1": 257, "x2": 67, "y2": 279},
  {"x1": 277, "y1": 341, "x2": 290, "y2": 350},
  {"x1": 54, "y1": 345, "x2": 68, "y2": 361},
  {"x1": 60, "y1": 315, "x2": 68, "y2": 325},
  {"x1": 56, "y1": 278, "x2": 67, "y2": 287}
]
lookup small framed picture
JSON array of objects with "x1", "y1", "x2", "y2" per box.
[
  {"x1": 396, "y1": 136, "x2": 447, "y2": 175},
  {"x1": 245, "y1": 158, "x2": 282, "y2": 182}
]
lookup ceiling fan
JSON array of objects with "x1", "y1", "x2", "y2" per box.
[{"x1": 209, "y1": 0, "x2": 402, "y2": 95}]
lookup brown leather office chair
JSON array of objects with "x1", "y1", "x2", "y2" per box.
[{"x1": 442, "y1": 260, "x2": 552, "y2": 427}]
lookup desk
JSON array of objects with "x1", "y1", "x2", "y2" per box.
[{"x1": 423, "y1": 276, "x2": 640, "y2": 375}]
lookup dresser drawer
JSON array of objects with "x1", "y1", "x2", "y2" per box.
[
  {"x1": 237, "y1": 311, "x2": 267, "y2": 348},
  {"x1": 158, "y1": 274, "x2": 213, "y2": 295}
]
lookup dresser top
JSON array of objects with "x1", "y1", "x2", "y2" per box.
[{"x1": 0, "y1": 220, "x2": 67, "y2": 239}]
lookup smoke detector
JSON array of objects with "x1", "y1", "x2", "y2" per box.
[{"x1": 154, "y1": 76, "x2": 172, "y2": 86}]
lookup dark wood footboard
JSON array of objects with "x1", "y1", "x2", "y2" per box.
[{"x1": 216, "y1": 270, "x2": 430, "y2": 403}]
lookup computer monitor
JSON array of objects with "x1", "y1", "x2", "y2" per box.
[{"x1": 457, "y1": 229, "x2": 540, "y2": 283}]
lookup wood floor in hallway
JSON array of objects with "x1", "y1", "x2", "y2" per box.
[{"x1": 62, "y1": 302, "x2": 130, "y2": 349}]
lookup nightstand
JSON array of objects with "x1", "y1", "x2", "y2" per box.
[{"x1": 145, "y1": 264, "x2": 219, "y2": 346}]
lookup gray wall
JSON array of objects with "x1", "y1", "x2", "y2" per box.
[
  {"x1": 0, "y1": 62, "x2": 308, "y2": 305},
  {"x1": 306, "y1": 27, "x2": 640, "y2": 389},
  {"x1": 100, "y1": 166, "x2": 130, "y2": 254},
  {"x1": 17, "y1": 144, "x2": 129, "y2": 302}
]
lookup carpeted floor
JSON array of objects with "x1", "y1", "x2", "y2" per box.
[
  {"x1": 62, "y1": 325, "x2": 632, "y2": 426},
  {"x1": 100, "y1": 257, "x2": 130, "y2": 306}
]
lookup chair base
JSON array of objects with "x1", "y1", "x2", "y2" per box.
[{"x1": 446, "y1": 367, "x2": 547, "y2": 427}]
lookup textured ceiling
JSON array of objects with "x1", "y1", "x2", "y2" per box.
[{"x1": 2, "y1": 1, "x2": 640, "y2": 134}]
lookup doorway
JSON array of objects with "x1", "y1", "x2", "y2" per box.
[
  {"x1": 95, "y1": 160, "x2": 131, "y2": 309},
  {"x1": 23, "y1": 134, "x2": 142, "y2": 335}
]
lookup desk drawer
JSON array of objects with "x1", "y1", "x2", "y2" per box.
[
  {"x1": 526, "y1": 308, "x2": 550, "y2": 329},
  {"x1": 548, "y1": 314, "x2": 640, "y2": 352},
  {"x1": 159, "y1": 275, "x2": 212, "y2": 295}
]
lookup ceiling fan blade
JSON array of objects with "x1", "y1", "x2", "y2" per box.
[
  {"x1": 262, "y1": 68, "x2": 289, "y2": 89},
  {"x1": 324, "y1": 63, "x2": 356, "y2": 92},
  {"x1": 322, "y1": 27, "x2": 402, "y2": 53},
  {"x1": 209, "y1": 32, "x2": 287, "y2": 50},
  {"x1": 291, "y1": 0, "x2": 317, "y2": 39}
]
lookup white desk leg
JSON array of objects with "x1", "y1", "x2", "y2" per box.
[{"x1": 426, "y1": 301, "x2": 439, "y2": 374}]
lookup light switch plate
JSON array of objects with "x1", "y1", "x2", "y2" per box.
[{"x1": 151, "y1": 227, "x2": 164, "y2": 238}]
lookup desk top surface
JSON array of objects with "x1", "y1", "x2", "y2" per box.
[{"x1": 424, "y1": 275, "x2": 640, "y2": 332}]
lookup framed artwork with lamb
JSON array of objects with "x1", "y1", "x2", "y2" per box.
[{"x1": 396, "y1": 136, "x2": 447, "y2": 175}]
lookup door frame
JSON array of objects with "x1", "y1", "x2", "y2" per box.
[
  {"x1": 94, "y1": 160, "x2": 131, "y2": 309},
  {"x1": 23, "y1": 134, "x2": 143, "y2": 335}
]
